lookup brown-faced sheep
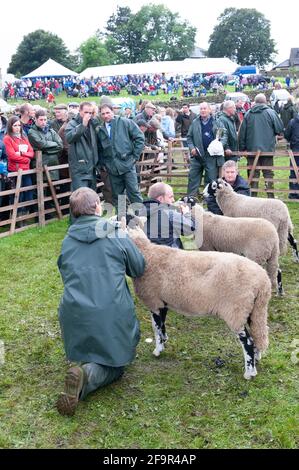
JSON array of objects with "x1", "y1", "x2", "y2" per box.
[
  {"x1": 128, "y1": 227, "x2": 271, "y2": 380},
  {"x1": 205, "y1": 179, "x2": 299, "y2": 261},
  {"x1": 193, "y1": 204, "x2": 282, "y2": 294}
]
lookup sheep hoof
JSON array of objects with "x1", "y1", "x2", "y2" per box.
[
  {"x1": 276, "y1": 288, "x2": 284, "y2": 297},
  {"x1": 153, "y1": 347, "x2": 163, "y2": 357},
  {"x1": 255, "y1": 351, "x2": 262, "y2": 361},
  {"x1": 244, "y1": 368, "x2": 257, "y2": 380}
]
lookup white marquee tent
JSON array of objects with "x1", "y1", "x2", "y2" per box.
[
  {"x1": 80, "y1": 58, "x2": 238, "y2": 79},
  {"x1": 22, "y1": 58, "x2": 78, "y2": 79}
]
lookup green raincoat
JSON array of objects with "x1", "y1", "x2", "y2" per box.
[{"x1": 58, "y1": 215, "x2": 145, "y2": 367}]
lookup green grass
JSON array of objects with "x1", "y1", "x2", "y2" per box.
[{"x1": 0, "y1": 192, "x2": 298, "y2": 449}]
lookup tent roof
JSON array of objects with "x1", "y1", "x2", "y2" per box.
[
  {"x1": 22, "y1": 58, "x2": 78, "y2": 78},
  {"x1": 80, "y1": 58, "x2": 238, "y2": 79}
]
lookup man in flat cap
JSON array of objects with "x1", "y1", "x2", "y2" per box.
[
  {"x1": 50, "y1": 104, "x2": 68, "y2": 134},
  {"x1": 135, "y1": 101, "x2": 156, "y2": 123}
]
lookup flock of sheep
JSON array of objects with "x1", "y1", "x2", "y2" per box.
[{"x1": 127, "y1": 181, "x2": 298, "y2": 380}]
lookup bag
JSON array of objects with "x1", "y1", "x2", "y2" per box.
[
  {"x1": 0, "y1": 159, "x2": 8, "y2": 176},
  {"x1": 207, "y1": 139, "x2": 224, "y2": 157}
]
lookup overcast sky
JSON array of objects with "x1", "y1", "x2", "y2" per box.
[{"x1": 0, "y1": 0, "x2": 297, "y2": 75}]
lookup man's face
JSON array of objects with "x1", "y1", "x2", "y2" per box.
[
  {"x1": 223, "y1": 167, "x2": 237, "y2": 184},
  {"x1": 36, "y1": 115, "x2": 47, "y2": 129},
  {"x1": 144, "y1": 106, "x2": 155, "y2": 118},
  {"x1": 68, "y1": 105, "x2": 79, "y2": 115},
  {"x1": 225, "y1": 104, "x2": 236, "y2": 117},
  {"x1": 199, "y1": 104, "x2": 210, "y2": 119},
  {"x1": 100, "y1": 106, "x2": 114, "y2": 123},
  {"x1": 182, "y1": 105, "x2": 189, "y2": 115},
  {"x1": 54, "y1": 109, "x2": 67, "y2": 120},
  {"x1": 158, "y1": 186, "x2": 175, "y2": 205},
  {"x1": 80, "y1": 105, "x2": 94, "y2": 120}
]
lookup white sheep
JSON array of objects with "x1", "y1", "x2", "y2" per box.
[
  {"x1": 193, "y1": 204, "x2": 282, "y2": 294},
  {"x1": 128, "y1": 227, "x2": 271, "y2": 380},
  {"x1": 205, "y1": 180, "x2": 299, "y2": 261}
]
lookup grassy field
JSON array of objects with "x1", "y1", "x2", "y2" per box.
[{"x1": 0, "y1": 186, "x2": 298, "y2": 449}]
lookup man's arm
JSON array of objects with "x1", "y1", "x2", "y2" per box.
[
  {"x1": 65, "y1": 120, "x2": 86, "y2": 144},
  {"x1": 122, "y1": 237, "x2": 146, "y2": 278},
  {"x1": 128, "y1": 120, "x2": 145, "y2": 160},
  {"x1": 170, "y1": 209, "x2": 195, "y2": 237}
]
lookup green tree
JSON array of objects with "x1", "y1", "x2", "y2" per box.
[
  {"x1": 78, "y1": 36, "x2": 115, "y2": 72},
  {"x1": 208, "y1": 8, "x2": 276, "y2": 67},
  {"x1": 8, "y1": 30, "x2": 75, "y2": 77},
  {"x1": 105, "y1": 4, "x2": 196, "y2": 63}
]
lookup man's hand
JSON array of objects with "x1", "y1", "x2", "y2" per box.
[
  {"x1": 82, "y1": 114, "x2": 91, "y2": 127},
  {"x1": 225, "y1": 149, "x2": 233, "y2": 156}
]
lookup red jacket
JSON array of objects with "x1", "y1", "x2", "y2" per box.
[{"x1": 3, "y1": 134, "x2": 34, "y2": 172}]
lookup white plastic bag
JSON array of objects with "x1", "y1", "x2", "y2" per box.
[{"x1": 207, "y1": 139, "x2": 224, "y2": 156}]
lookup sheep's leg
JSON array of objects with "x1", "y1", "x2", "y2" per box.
[
  {"x1": 151, "y1": 307, "x2": 168, "y2": 357},
  {"x1": 288, "y1": 233, "x2": 299, "y2": 262},
  {"x1": 277, "y1": 268, "x2": 284, "y2": 296},
  {"x1": 238, "y1": 327, "x2": 257, "y2": 380}
]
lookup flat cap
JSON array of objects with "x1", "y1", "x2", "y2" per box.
[
  {"x1": 54, "y1": 103, "x2": 68, "y2": 110},
  {"x1": 145, "y1": 102, "x2": 156, "y2": 109},
  {"x1": 136, "y1": 119, "x2": 150, "y2": 129},
  {"x1": 68, "y1": 102, "x2": 80, "y2": 108}
]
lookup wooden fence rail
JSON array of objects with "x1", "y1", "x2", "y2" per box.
[{"x1": 0, "y1": 142, "x2": 298, "y2": 238}]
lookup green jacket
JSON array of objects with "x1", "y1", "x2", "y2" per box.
[
  {"x1": 65, "y1": 115, "x2": 98, "y2": 179},
  {"x1": 28, "y1": 124, "x2": 63, "y2": 180},
  {"x1": 280, "y1": 102, "x2": 297, "y2": 129},
  {"x1": 98, "y1": 116, "x2": 145, "y2": 175},
  {"x1": 58, "y1": 215, "x2": 145, "y2": 367},
  {"x1": 216, "y1": 111, "x2": 238, "y2": 153},
  {"x1": 238, "y1": 104, "x2": 284, "y2": 152},
  {"x1": 186, "y1": 116, "x2": 226, "y2": 166}
]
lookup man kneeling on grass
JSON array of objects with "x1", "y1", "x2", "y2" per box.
[{"x1": 56, "y1": 187, "x2": 145, "y2": 416}]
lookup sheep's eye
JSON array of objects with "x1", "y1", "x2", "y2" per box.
[{"x1": 212, "y1": 182, "x2": 217, "y2": 190}]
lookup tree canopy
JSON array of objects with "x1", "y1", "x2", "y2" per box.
[
  {"x1": 78, "y1": 36, "x2": 116, "y2": 72},
  {"x1": 8, "y1": 30, "x2": 76, "y2": 77},
  {"x1": 104, "y1": 4, "x2": 196, "y2": 63},
  {"x1": 208, "y1": 8, "x2": 276, "y2": 67}
]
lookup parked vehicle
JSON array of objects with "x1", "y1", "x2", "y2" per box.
[{"x1": 234, "y1": 65, "x2": 257, "y2": 75}]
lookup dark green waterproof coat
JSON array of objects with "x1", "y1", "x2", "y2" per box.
[
  {"x1": 65, "y1": 115, "x2": 99, "y2": 182},
  {"x1": 238, "y1": 104, "x2": 284, "y2": 152},
  {"x1": 216, "y1": 111, "x2": 238, "y2": 153},
  {"x1": 28, "y1": 124, "x2": 63, "y2": 180},
  {"x1": 98, "y1": 116, "x2": 145, "y2": 175},
  {"x1": 58, "y1": 215, "x2": 145, "y2": 367}
]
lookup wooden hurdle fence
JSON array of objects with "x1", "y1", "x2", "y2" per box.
[{"x1": 0, "y1": 142, "x2": 298, "y2": 238}]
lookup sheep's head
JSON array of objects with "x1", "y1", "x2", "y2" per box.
[{"x1": 215, "y1": 179, "x2": 234, "y2": 194}]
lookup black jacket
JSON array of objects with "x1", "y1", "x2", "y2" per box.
[
  {"x1": 138, "y1": 199, "x2": 195, "y2": 249},
  {"x1": 284, "y1": 115, "x2": 299, "y2": 151},
  {"x1": 205, "y1": 175, "x2": 251, "y2": 215}
]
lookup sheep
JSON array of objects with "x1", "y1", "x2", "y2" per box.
[
  {"x1": 128, "y1": 227, "x2": 271, "y2": 380},
  {"x1": 204, "y1": 179, "x2": 299, "y2": 262},
  {"x1": 192, "y1": 204, "x2": 283, "y2": 295}
]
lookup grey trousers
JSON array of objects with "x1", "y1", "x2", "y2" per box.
[{"x1": 80, "y1": 362, "x2": 124, "y2": 400}]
